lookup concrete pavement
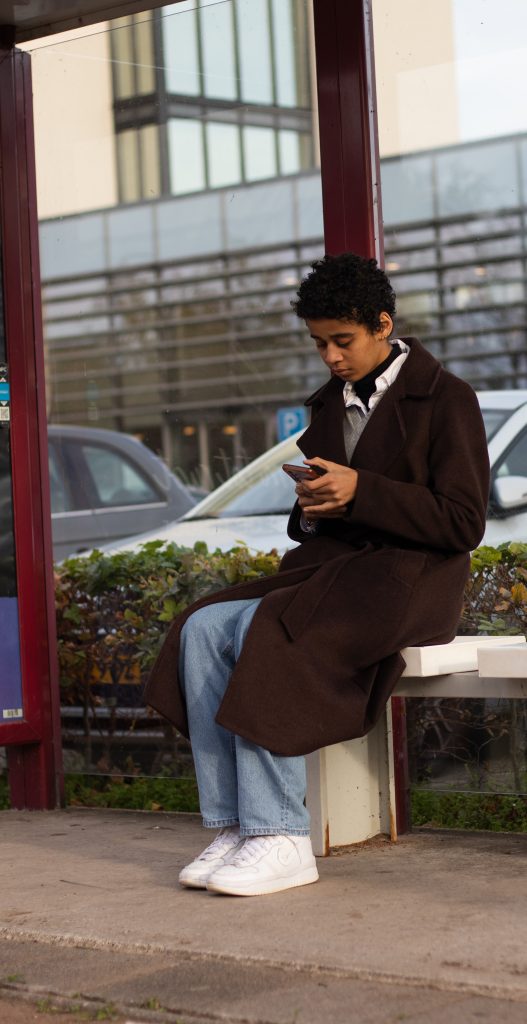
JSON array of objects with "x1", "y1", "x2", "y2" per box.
[{"x1": 1, "y1": 808, "x2": 526, "y2": 1023}]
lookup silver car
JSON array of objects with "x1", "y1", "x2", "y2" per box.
[{"x1": 48, "y1": 425, "x2": 195, "y2": 560}]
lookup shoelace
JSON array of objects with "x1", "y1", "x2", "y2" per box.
[
  {"x1": 228, "y1": 835, "x2": 277, "y2": 866},
  {"x1": 199, "y1": 829, "x2": 241, "y2": 862}
]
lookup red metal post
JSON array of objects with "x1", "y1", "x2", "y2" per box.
[
  {"x1": 312, "y1": 0, "x2": 384, "y2": 262},
  {"x1": 0, "y1": 42, "x2": 64, "y2": 808},
  {"x1": 312, "y1": 1, "x2": 410, "y2": 834},
  {"x1": 391, "y1": 696, "x2": 411, "y2": 834}
]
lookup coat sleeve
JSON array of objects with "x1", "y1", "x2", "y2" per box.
[{"x1": 348, "y1": 378, "x2": 490, "y2": 552}]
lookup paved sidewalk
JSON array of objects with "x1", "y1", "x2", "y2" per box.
[{"x1": 1, "y1": 809, "x2": 526, "y2": 1023}]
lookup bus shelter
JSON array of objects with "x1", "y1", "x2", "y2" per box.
[{"x1": 0, "y1": 0, "x2": 385, "y2": 809}]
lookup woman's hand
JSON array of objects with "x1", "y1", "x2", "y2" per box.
[{"x1": 295, "y1": 458, "x2": 358, "y2": 519}]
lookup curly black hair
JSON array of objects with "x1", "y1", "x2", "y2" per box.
[{"x1": 292, "y1": 253, "x2": 396, "y2": 333}]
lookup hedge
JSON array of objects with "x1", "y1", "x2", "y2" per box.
[
  {"x1": 54, "y1": 538, "x2": 527, "y2": 705},
  {"x1": 56, "y1": 540, "x2": 281, "y2": 706}
]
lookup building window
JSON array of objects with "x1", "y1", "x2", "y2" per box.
[
  {"x1": 243, "y1": 126, "x2": 276, "y2": 181},
  {"x1": 199, "y1": 0, "x2": 238, "y2": 101},
  {"x1": 111, "y1": 1, "x2": 314, "y2": 203},
  {"x1": 162, "y1": 2, "x2": 201, "y2": 96},
  {"x1": 206, "y1": 123, "x2": 241, "y2": 188},
  {"x1": 117, "y1": 124, "x2": 161, "y2": 203},
  {"x1": 168, "y1": 118, "x2": 205, "y2": 193},
  {"x1": 112, "y1": 14, "x2": 156, "y2": 99},
  {"x1": 237, "y1": 0, "x2": 273, "y2": 105}
]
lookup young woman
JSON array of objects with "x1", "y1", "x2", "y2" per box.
[{"x1": 146, "y1": 253, "x2": 490, "y2": 897}]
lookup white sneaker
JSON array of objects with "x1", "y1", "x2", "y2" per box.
[
  {"x1": 179, "y1": 827, "x2": 246, "y2": 889},
  {"x1": 206, "y1": 834, "x2": 319, "y2": 896}
]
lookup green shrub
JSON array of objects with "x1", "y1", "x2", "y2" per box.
[
  {"x1": 462, "y1": 541, "x2": 527, "y2": 635},
  {"x1": 411, "y1": 789, "x2": 527, "y2": 832},
  {"x1": 65, "y1": 773, "x2": 199, "y2": 812},
  {"x1": 56, "y1": 540, "x2": 280, "y2": 704}
]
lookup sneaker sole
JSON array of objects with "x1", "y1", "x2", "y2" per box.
[
  {"x1": 179, "y1": 876, "x2": 209, "y2": 890},
  {"x1": 206, "y1": 864, "x2": 319, "y2": 897}
]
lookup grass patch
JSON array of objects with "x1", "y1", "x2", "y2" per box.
[
  {"x1": 1, "y1": 770, "x2": 199, "y2": 813},
  {"x1": 411, "y1": 789, "x2": 527, "y2": 832},
  {"x1": 65, "y1": 773, "x2": 199, "y2": 812}
]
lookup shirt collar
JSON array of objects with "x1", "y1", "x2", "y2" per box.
[{"x1": 343, "y1": 339, "x2": 410, "y2": 412}]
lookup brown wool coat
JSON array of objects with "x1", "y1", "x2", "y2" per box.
[{"x1": 145, "y1": 338, "x2": 490, "y2": 756}]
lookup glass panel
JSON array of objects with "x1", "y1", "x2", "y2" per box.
[
  {"x1": 374, "y1": 0, "x2": 527, "y2": 388},
  {"x1": 25, "y1": 2, "x2": 322, "y2": 784},
  {"x1": 237, "y1": 0, "x2": 273, "y2": 104},
  {"x1": 480, "y1": 410, "x2": 509, "y2": 440},
  {"x1": 80, "y1": 444, "x2": 159, "y2": 507},
  {"x1": 168, "y1": 118, "x2": 205, "y2": 194},
  {"x1": 139, "y1": 124, "x2": 161, "y2": 199},
  {"x1": 116, "y1": 129, "x2": 141, "y2": 203},
  {"x1": 48, "y1": 443, "x2": 75, "y2": 513},
  {"x1": 436, "y1": 140, "x2": 518, "y2": 217},
  {"x1": 206, "y1": 122, "x2": 241, "y2": 187},
  {"x1": 278, "y1": 130, "x2": 301, "y2": 175},
  {"x1": 271, "y1": 0, "x2": 297, "y2": 107},
  {"x1": 200, "y1": 0, "x2": 237, "y2": 101},
  {"x1": 162, "y1": 2, "x2": 200, "y2": 96},
  {"x1": 243, "y1": 126, "x2": 276, "y2": 181},
  {"x1": 134, "y1": 14, "x2": 155, "y2": 94},
  {"x1": 373, "y1": 0, "x2": 527, "y2": 803},
  {"x1": 496, "y1": 431, "x2": 527, "y2": 478},
  {"x1": 111, "y1": 17, "x2": 135, "y2": 100}
]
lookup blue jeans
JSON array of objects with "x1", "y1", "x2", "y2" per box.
[{"x1": 179, "y1": 598, "x2": 310, "y2": 836}]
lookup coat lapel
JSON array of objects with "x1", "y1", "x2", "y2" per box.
[{"x1": 296, "y1": 374, "x2": 348, "y2": 465}]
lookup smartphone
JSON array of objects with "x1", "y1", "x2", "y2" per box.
[{"x1": 282, "y1": 463, "x2": 327, "y2": 483}]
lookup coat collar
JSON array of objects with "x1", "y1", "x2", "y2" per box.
[
  {"x1": 297, "y1": 337, "x2": 442, "y2": 472},
  {"x1": 303, "y1": 337, "x2": 441, "y2": 408}
]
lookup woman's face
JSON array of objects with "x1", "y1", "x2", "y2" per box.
[{"x1": 306, "y1": 314, "x2": 393, "y2": 382}]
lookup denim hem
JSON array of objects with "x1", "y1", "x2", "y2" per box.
[
  {"x1": 203, "y1": 818, "x2": 239, "y2": 829},
  {"x1": 240, "y1": 827, "x2": 311, "y2": 837}
]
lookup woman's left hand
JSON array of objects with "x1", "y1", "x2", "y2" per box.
[{"x1": 295, "y1": 458, "x2": 358, "y2": 518}]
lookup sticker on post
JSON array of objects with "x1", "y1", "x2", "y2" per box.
[
  {"x1": 0, "y1": 365, "x2": 10, "y2": 423},
  {"x1": 2, "y1": 708, "x2": 23, "y2": 719}
]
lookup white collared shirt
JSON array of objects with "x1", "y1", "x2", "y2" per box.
[
  {"x1": 342, "y1": 339, "x2": 410, "y2": 414},
  {"x1": 300, "y1": 339, "x2": 410, "y2": 533}
]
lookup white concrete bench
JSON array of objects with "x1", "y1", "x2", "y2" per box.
[{"x1": 306, "y1": 635, "x2": 527, "y2": 856}]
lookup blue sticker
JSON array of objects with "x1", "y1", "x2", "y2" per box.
[{"x1": 0, "y1": 597, "x2": 23, "y2": 721}]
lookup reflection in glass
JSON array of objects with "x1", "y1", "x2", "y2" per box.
[
  {"x1": 271, "y1": 0, "x2": 297, "y2": 107},
  {"x1": 278, "y1": 130, "x2": 301, "y2": 175},
  {"x1": 243, "y1": 126, "x2": 276, "y2": 182},
  {"x1": 237, "y1": 0, "x2": 273, "y2": 104},
  {"x1": 162, "y1": 2, "x2": 200, "y2": 96},
  {"x1": 200, "y1": 0, "x2": 237, "y2": 101},
  {"x1": 168, "y1": 119, "x2": 205, "y2": 194},
  {"x1": 436, "y1": 140, "x2": 518, "y2": 217},
  {"x1": 139, "y1": 124, "x2": 161, "y2": 199},
  {"x1": 112, "y1": 17, "x2": 135, "y2": 100},
  {"x1": 206, "y1": 123, "x2": 241, "y2": 187},
  {"x1": 116, "y1": 129, "x2": 141, "y2": 203},
  {"x1": 134, "y1": 15, "x2": 155, "y2": 94}
]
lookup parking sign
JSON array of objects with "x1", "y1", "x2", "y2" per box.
[{"x1": 276, "y1": 406, "x2": 307, "y2": 441}]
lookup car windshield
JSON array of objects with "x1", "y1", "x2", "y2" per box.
[
  {"x1": 186, "y1": 444, "x2": 304, "y2": 519},
  {"x1": 481, "y1": 409, "x2": 510, "y2": 440}
]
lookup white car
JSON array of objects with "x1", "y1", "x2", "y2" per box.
[{"x1": 99, "y1": 391, "x2": 527, "y2": 557}]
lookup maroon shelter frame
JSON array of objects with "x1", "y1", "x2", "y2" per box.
[
  {"x1": 0, "y1": 38, "x2": 63, "y2": 808},
  {"x1": 0, "y1": 0, "x2": 409, "y2": 830}
]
